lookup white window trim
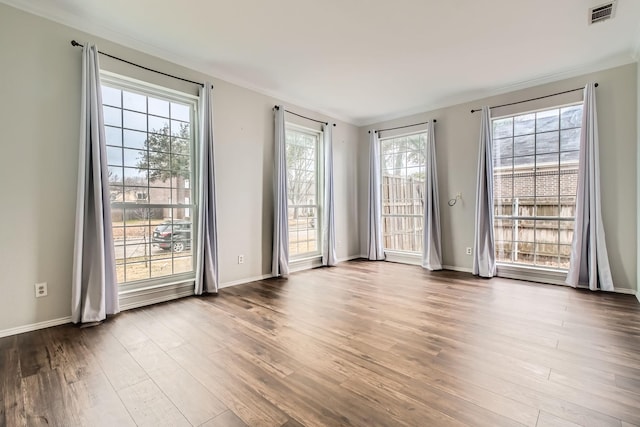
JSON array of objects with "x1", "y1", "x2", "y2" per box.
[
  {"x1": 384, "y1": 250, "x2": 422, "y2": 266},
  {"x1": 379, "y1": 130, "x2": 428, "y2": 258},
  {"x1": 100, "y1": 71, "x2": 200, "y2": 301},
  {"x1": 491, "y1": 102, "x2": 582, "y2": 278},
  {"x1": 496, "y1": 263, "x2": 568, "y2": 286},
  {"x1": 285, "y1": 122, "x2": 324, "y2": 262}
]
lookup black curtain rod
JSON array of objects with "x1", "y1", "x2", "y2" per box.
[
  {"x1": 470, "y1": 83, "x2": 598, "y2": 113},
  {"x1": 274, "y1": 106, "x2": 336, "y2": 126},
  {"x1": 368, "y1": 120, "x2": 435, "y2": 134},
  {"x1": 71, "y1": 40, "x2": 206, "y2": 88}
]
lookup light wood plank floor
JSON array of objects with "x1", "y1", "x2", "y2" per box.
[{"x1": 1, "y1": 260, "x2": 640, "y2": 427}]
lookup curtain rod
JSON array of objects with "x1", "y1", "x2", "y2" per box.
[
  {"x1": 71, "y1": 40, "x2": 206, "y2": 88},
  {"x1": 273, "y1": 106, "x2": 336, "y2": 126},
  {"x1": 470, "y1": 83, "x2": 598, "y2": 113},
  {"x1": 368, "y1": 120, "x2": 435, "y2": 134}
]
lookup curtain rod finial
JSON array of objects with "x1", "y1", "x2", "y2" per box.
[
  {"x1": 594, "y1": 83, "x2": 599, "y2": 87},
  {"x1": 433, "y1": 119, "x2": 437, "y2": 123},
  {"x1": 333, "y1": 123, "x2": 336, "y2": 127}
]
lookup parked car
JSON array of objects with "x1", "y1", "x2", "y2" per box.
[{"x1": 152, "y1": 220, "x2": 191, "y2": 252}]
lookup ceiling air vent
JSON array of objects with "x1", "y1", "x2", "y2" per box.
[{"x1": 589, "y1": 1, "x2": 616, "y2": 24}]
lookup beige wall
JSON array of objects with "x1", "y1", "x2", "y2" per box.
[
  {"x1": 0, "y1": 4, "x2": 360, "y2": 332},
  {"x1": 360, "y1": 63, "x2": 638, "y2": 291}
]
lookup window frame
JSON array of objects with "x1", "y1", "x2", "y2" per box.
[
  {"x1": 379, "y1": 130, "x2": 428, "y2": 257},
  {"x1": 100, "y1": 71, "x2": 200, "y2": 292},
  {"x1": 491, "y1": 101, "x2": 582, "y2": 273},
  {"x1": 284, "y1": 122, "x2": 324, "y2": 262}
]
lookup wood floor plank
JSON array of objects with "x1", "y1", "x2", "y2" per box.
[
  {"x1": 117, "y1": 378, "x2": 190, "y2": 427},
  {"x1": 128, "y1": 339, "x2": 227, "y2": 425},
  {"x1": 3, "y1": 260, "x2": 639, "y2": 426},
  {"x1": 79, "y1": 327, "x2": 149, "y2": 392},
  {"x1": 0, "y1": 347, "x2": 26, "y2": 427},
  {"x1": 536, "y1": 411, "x2": 583, "y2": 427},
  {"x1": 201, "y1": 410, "x2": 249, "y2": 427},
  {"x1": 167, "y1": 343, "x2": 289, "y2": 427}
]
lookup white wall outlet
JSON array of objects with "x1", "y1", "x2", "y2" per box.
[
  {"x1": 238, "y1": 255, "x2": 244, "y2": 264},
  {"x1": 465, "y1": 247, "x2": 472, "y2": 255},
  {"x1": 35, "y1": 282, "x2": 48, "y2": 298}
]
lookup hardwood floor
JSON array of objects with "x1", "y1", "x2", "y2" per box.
[{"x1": 1, "y1": 260, "x2": 639, "y2": 427}]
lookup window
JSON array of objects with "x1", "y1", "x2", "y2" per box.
[
  {"x1": 380, "y1": 132, "x2": 427, "y2": 253},
  {"x1": 286, "y1": 125, "x2": 322, "y2": 258},
  {"x1": 493, "y1": 104, "x2": 582, "y2": 270},
  {"x1": 101, "y1": 75, "x2": 197, "y2": 285}
]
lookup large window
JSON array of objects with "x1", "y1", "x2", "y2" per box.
[
  {"x1": 101, "y1": 75, "x2": 197, "y2": 285},
  {"x1": 380, "y1": 132, "x2": 427, "y2": 253},
  {"x1": 493, "y1": 104, "x2": 582, "y2": 270},
  {"x1": 286, "y1": 125, "x2": 322, "y2": 258}
]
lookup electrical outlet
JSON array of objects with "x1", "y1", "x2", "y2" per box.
[
  {"x1": 35, "y1": 282, "x2": 48, "y2": 298},
  {"x1": 465, "y1": 247, "x2": 472, "y2": 255},
  {"x1": 238, "y1": 255, "x2": 244, "y2": 264}
]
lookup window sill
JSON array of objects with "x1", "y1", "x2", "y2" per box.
[
  {"x1": 290, "y1": 255, "x2": 323, "y2": 273},
  {"x1": 384, "y1": 250, "x2": 422, "y2": 266},
  {"x1": 119, "y1": 278, "x2": 195, "y2": 311},
  {"x1": 496, "y1": 263, "x2": 568, "y2": 286}
]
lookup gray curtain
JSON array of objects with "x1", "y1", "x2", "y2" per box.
[
  {"x1": 71, "y1": 43, "x2": 119, "y2": 323},
  {"x1": 566, "y1": 83, "x2": 614, "y2": 291},
  {"x1": 473, "y1": 106, "x2": 496, "y2": 278},
  {"x1": 367, "y1": 131, "x2": 385, "y2": 260},
  {"x1": 322, "y1": 123, "x2": 337, "y2": 266},
  {"x1": 422, "y1": 121, "x2": 442, "y2": 270},
  {"x1": 194, "y1": 83, "x2": 219, "y2": 294},
  {"x1": 272, "y1": 106, "x2": 289, "y2": 277}
]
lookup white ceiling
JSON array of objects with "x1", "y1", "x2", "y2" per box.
[{"x1": 4, "y1": 0, "x2": 640, "y2": 125}]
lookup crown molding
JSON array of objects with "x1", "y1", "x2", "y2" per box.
[
  {"x1": 2, "y1": 0, "x2": 637, "y2": 129},
  {"x1": 357, "y1": 52, "x2": 636, "y2": 127},
  {"x1": 0, "y1": 0, "x2": 357, "y2": 126}
]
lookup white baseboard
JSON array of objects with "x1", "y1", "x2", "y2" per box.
[
  {"x1": 442, "y1": 265, "x2": 474, "y2": 273},
  {"x1": 337, "y1": 254, "x2": 364, "y2": 263},
  {"x1": 613, "y1": 287, "x2": 638, "y2": 295},
  {"x1": 0, "y1": 316, "x2": 72, "y2": 339},
  {"x1": 219, "y1": 274, "x2": 273, "y2": 289},
  {"x1": 220, "y1": 254, "x2": 363, "y2": 290}
]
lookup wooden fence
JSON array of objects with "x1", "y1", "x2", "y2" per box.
[
  {"x1": 381, "y1": 175, "x2": 424, "y2": 252},
  {"x1": 382, "y1": 173, "x2": 577, "y2": 268}
]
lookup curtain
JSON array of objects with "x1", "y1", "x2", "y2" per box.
[
  {"x1": 367, "y1": 131, "x2": 385, "y2": 260},
  {"x1": 272, "y1": 106, "x2": 289, "y2": 277},
  {"x1": 566, "y1": 83, "x2": 614, "y2": 291},
  {"x1": 472, "y1": 106, "x2": 496, "y2": 278},
  {"x1": 194, "y1": 83, "x2": 219, "y2": 294},
  {"x1": 71, "y1": 43, "x2": 119, "y2": 323},
  {"x1": 322, "y1": 123, "x2": 337, "y2": 266},
  {"x1": 423, "y1": 121, "x2": 442, "y2": 270}
]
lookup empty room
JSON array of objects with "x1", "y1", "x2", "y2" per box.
[{"x1": 1, "y1": 0, "x2": 639, "y2": 426}]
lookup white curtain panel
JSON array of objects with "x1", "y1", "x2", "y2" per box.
[
  {"x1": 322, "y1": 123, "x2": 337, "y2": 266},
  {"x1": 472, "y1": 106, "x2": 497, "y2": 278},
  {"x1": 194, "y1": 83, "x2": 219, "y2": 294},
  {"x1": 422, "y1": 121, "x2": 443, "y2": 270},
  {"x1": 566, "y1": 83, "x2": 614, "y2": 291},
  {"x1": 71, "y1": 43, "x2": 119, "y2": 323},
  {"x1": 272, "y1": 106, "x2": 290, "y2": 277},
  {"x1": 367, "y1": 131, "x2": 385, "y2": 260}
]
